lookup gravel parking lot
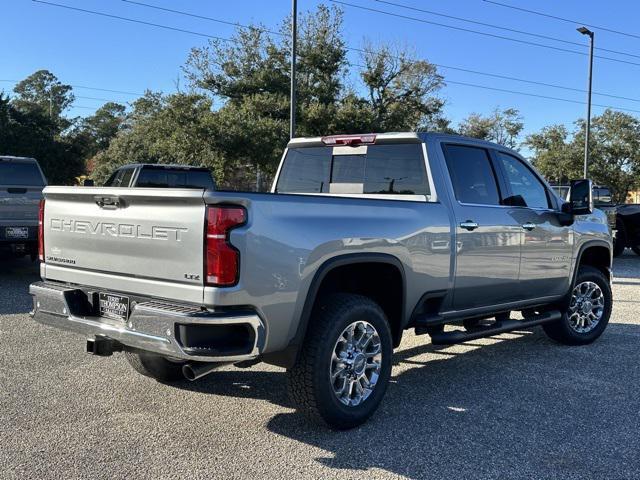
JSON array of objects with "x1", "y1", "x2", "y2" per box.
[{"x1": 1, "y1": 254, "x2": 639, "y2": 479}]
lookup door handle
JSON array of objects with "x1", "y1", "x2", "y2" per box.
[
  {"x1": 459, "y1": 221, "x2": 479, "y2": 231},
  {"x1": 522, "y1": 222, "x2": 536, "y2": 231}
]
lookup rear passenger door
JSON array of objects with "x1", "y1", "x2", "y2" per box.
[
  {"x1": 494, "y1": 151, "x2": 573, "y2": 298},
  {"x1": 442, "y1": 143, "x2": 522, "y2": 311}
]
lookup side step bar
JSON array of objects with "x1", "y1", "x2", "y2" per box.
[{"x1": 429, "y1": 311, "x2": 562, "y2": 345}]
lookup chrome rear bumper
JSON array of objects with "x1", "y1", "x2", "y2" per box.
[{"x1": 29, "y1": 281, "x2": 265, "y2": 362}]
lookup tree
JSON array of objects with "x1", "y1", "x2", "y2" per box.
[
  {"x1": 526, "y1": 109, "x2": 640, "y2": 203},
  {"x1": 80, "y1": 102, "x2": 126, "y2": 154},
  {"x1": 359, "y1": 44, "x2": 444, "y2": 132},
  {"x1": 0, "y1": 92, "x2": 85, "y2": 184},
  {"x1": 12, "y1": 70, "x2": 74, "y2": 134},
  {"x1": 183, "y1": 4, "x2": 445, "y2": 188},
  {"x1": 458, "y1": 107, "x2": 524, "y2": 149},
  {"x1": 525, "y1": 125, "x2": 580, "y2": 185},
  {"x1": 89, "y1": 92, "x2": 224, "y2": 185}
]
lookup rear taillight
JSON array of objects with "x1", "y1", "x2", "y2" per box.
[
  {"x1": 205, "y1": 206, "x2": 246, "y2": 286},
  {"x1": 38, "y1": 199, "x2": 45, "y2": 262}
]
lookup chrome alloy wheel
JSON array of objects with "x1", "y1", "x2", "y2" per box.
[
  {"x1": 568, "y1": 281, "x2": 605, "y2": 333},
  {"x1": 330, "y1": 321, "x2": 383, "y2": 407}
]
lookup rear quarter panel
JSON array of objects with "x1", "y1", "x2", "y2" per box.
[{"x1": 202, "y1": 191, "x2": 453, "y2": 354}]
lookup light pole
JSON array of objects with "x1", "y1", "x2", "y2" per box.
[
  {"x1": 290, "y1": 0, "x2": 297, "y2": 139},
  {"x1": 577, "y1": 26, "x2": 594, "y2": 179}
]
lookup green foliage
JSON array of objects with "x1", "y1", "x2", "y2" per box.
[
  {"x1": 0, "y1": 92, "x2": 84, "y2": 184},
  {"x1": 179, "y1": 4, "x2": 446, "y2": 187},
  {"x1": 90, "y1": 92, "x2": 224, "y2": 185},
  {"x1": 526, "y1": 110, "x2": 640, "y2": 203},
  {"x1": 458, "y1": 107, "x2": 524, "y2": 149},
  {"x1": 12, "y1": 70, "x2": 75, "y2": 135},
  {"x1": 77, "y1": 102, "x2": 127, "y2": 157}
]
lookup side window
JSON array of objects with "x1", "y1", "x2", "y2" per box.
[
  {"x1": 497, "y1": 152, "x2": 550, "y2": 209},
  {"x1": 119, "y1": 168, "x2": 134, "y2": 187},
  {"x1": 105, "y1": 169, "x2": 124, "y2": 187},
  {"x1": 442, "y1": 144, "x2": 501, "y2": 205}
]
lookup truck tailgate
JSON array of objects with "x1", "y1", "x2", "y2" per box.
[
  {"x1": 0, "y1": 186, "x2": 41, "y2": 226},
  {"x1": 42, "y1": 187, "x2": 206, "y2": 302}
]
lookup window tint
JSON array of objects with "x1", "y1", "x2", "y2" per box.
[
  {"x1": 442, "y1": 145, "x2": 500, "y2": 205},
  {"x1": 497, "y1": 152, "x2": 549, "y2": 209},
  {"x1": 276, "y1": 147, "x2": 331, "y2": 193},
  {"x1": 137, "y1": 170, "x2": 185, "y2": 188},
  {"x1": 0, "y1": 162, "x2": 45, "y2": 186},
  {"x1": 187, "y1": 171, "x2": 215, "y2": 189},
  {"x1": 276, "y1": 144, "x2": 429, "y2": 195},
  {"x1": 105, "y1": 169, "x2": 125, "y2": 187},
  {"x1": 363, "y1": 144, "x2": 429, "y2": 194},
  {"x1": 136, "y1": 168, "x2": 214, "y2": 189},
  {"x1": 119, "y1": 168, "x2": 134, "y2": 187},
  {"x1": 332, "y1": 155, "x2": 365, "y2": 185}
]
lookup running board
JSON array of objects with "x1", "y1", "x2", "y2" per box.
[{"x1": 429, "y1": 311, "x2": 562, "y2": 345}]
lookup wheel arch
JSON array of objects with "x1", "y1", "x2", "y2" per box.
[
  {"x1": 263, "y1": 253, "x2": 406, "y2": 368},
  {"x1": 575, "y1": 241, "x2": 612, "y2": 284}
]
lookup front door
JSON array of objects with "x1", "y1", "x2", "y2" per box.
[
  {"x1": 442, "y1": 144, "x2": 522, "y2": 311},
  {"x1": 495, "y1": 151, "x2": 573, "y2": 298}
]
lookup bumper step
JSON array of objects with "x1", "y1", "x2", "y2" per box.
[{"x1": 428, "y1": 311, "x2": 562, "y2": 345}]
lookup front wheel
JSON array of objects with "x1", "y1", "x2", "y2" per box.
[
  {"x1": 287, "y1": 294, "x2": 393, "y2": 429},
  {"x1": 542, "y1": 266, "x2": 612, "y2": 345}
]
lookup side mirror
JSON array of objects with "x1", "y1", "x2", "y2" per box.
[{"x1": 567, "y1": 179, "x2": 593, "y2": 215}]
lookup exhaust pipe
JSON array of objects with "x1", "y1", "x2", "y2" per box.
[{"x1": 182, "y1": 361, "x2": 227, "y2": 381}]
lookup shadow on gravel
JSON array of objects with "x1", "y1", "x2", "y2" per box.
[
  {"x1": 0, "y1": 257, "x2": 40, "y2": 314},
  {"x1": 260, "y1": 324, "x2": 640, "y2": 479},
  {"x1": 172, "y1": 323, "x2": 640, "y2": 478}
]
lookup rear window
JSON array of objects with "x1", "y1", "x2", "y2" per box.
[
  {"x1": 276, "y1": 144, "x2": 429, "y2": 196},
  {"x1": 136, "y1": 168, "x2": 215, "y2": 189},
  {"x1": 0, "y1": 161, "x2": 45, "y2": 186}
]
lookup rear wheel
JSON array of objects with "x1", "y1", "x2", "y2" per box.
[
  {"x1": 542, "y1": 266, "x2": 612, "y2": 345},
  {"x1": 287, "y1": 294, "x2": 393, "y2": 429},
  {"x1": 125, "y1": 351, "x2": 186, "y2": 382}
]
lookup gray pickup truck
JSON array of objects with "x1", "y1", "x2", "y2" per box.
[
  {"x1": 30, "y1": 133, "x2": 613, "y2": 429},
  {"x1": 0, "y1": 156, "x2": 47, "y2": 260}
]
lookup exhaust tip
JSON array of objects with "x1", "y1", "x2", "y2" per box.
[{"x1": 182, "y1": 364, "x2": 198, "y2": 381}]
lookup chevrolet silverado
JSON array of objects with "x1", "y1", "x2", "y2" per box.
[{"x1": 29, "y1": 133, "x2": 613, "y2": 429}]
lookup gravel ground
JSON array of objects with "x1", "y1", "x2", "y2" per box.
[{"x1": 1, "y1": 253, "x2": 639, "y2": 480}]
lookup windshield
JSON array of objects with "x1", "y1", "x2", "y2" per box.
[{"x1": 0, "y1": 161, "x2": 45, "y2": 186}]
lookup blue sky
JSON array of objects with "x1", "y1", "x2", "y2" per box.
[{"x1": 4, "y1": 0, "x2": 640, "y2": 152}]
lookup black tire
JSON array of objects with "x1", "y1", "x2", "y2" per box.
[
  {"x1": 632, "y1": 244, "x2": 640, "y2": 256},
  {"x1": 612, "y1": 219, "x2": 626, "y2": 257},
  {"x1": 287, "y1": 293, "x2": 393, "y2": 430},
  {"x1": 125, "y1": 351, "x2": 186, "y2": 382},
  {"x1": 542, "y1": 266, "x2": 612, "y2": 345}
]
